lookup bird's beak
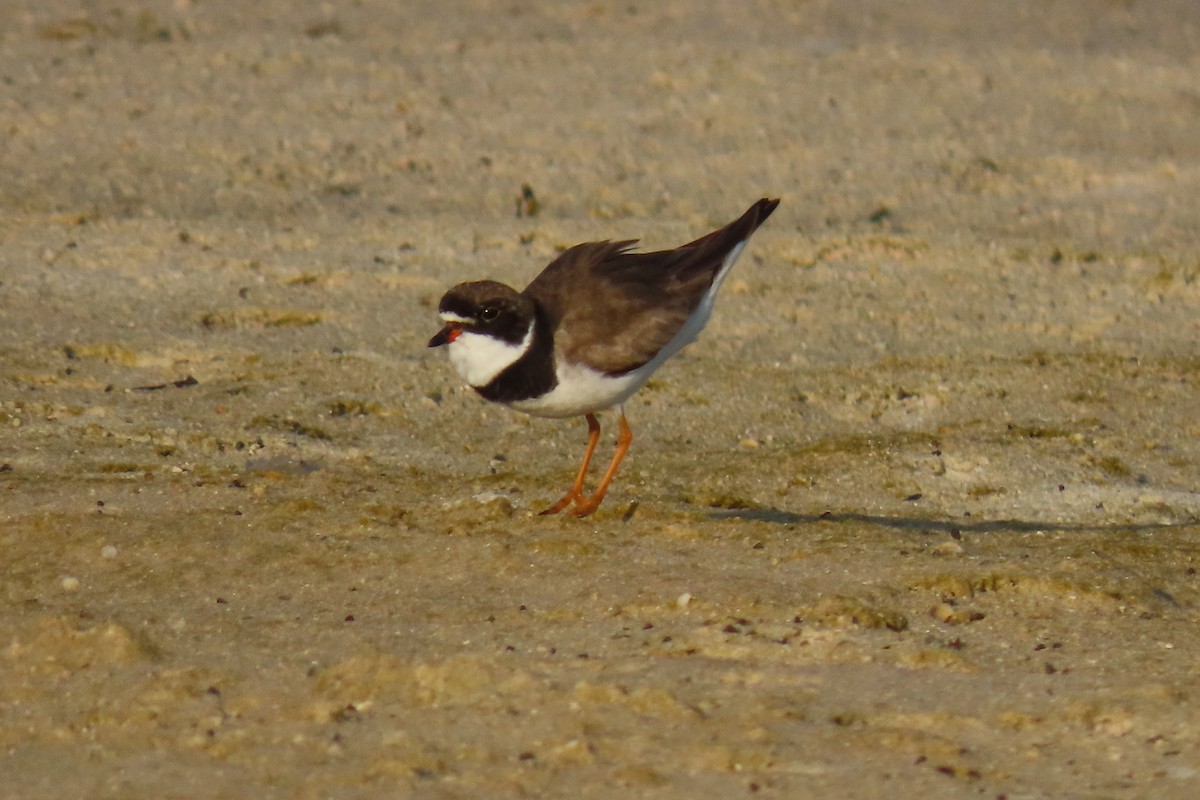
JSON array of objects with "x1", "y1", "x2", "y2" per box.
[{"x1": 428, "y1": 324, "x2": 461, "y2": 348}]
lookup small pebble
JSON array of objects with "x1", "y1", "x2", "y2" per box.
[
  {"x1": 931, "y1": 603, "x2": 956, "y2": 623},
  {"x1": 101, "y1": 545, "x2": 118, "y2": 559},
  {"x1": 931, "y1": 541, "x2": 964, "y2": 557},
  {"x1": 676, "y1": 592, "x2": 693, "y2": 609},
  {"x1": 61, "y1": 576, "x2": 81, "y2": 591}
]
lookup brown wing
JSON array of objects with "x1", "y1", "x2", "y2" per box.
[{"x1": 523, "y1": 198, "x2": 779, "y2": 374}]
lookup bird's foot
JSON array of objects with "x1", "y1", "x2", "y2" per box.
[
  {"x1": 569, "y1": 498, "x2": 602, "y2": 517},
  {"x1": 539, "y1": 491, "x2": 582, "y2": 516},
  {"x1": 539, "y1": 490, "x2": 605, "y2": 517}
]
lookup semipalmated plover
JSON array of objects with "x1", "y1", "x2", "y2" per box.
[{"x1": 429, "y1": 197, "x2": 779, "y2": 516}]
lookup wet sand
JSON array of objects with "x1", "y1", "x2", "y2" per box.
[{"x1": 3, "y1": 1, "x2": 1199, "y2": 797}]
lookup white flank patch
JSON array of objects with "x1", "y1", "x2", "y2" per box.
[
  {"x1": 447, "y1": 323, "x2": 534, "y2": 388},
  {"x1": 657, "y1": 239, "x2": 745, "y2": 363}
]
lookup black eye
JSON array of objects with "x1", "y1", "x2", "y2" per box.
[{"x1": 478, "y1": 306, "x2": 500, "y2": 322}]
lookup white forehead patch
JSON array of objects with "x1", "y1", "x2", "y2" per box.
[
  {"x1": 439, "y1": 311, "x2": 476, "y2": 325},
  {"x1": 447, "y1": 321, "x2": 534, "y2": 388}
]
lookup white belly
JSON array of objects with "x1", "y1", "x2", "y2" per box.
[{"x1": 509, "y1": 361, "x2": 646, "y2": 418}]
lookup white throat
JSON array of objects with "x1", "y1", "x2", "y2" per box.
[{"x1": 446, "y1": 321, "x2": 535, "y2": 388}]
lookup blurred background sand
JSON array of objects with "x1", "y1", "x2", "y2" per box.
[{"x1": 2, "y1": 2, "x2": 1198, "y2": 797}]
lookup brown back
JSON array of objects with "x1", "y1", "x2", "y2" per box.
[{"x1": 523, "y1": 198, "x2": 779, "y2": 374}]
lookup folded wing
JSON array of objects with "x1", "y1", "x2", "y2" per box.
[{"x1": 523, "y1": 198, "x2": 779, "y2": 375}]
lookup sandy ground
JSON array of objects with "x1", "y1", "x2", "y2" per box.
[{"x1": 3, "y1": 1, "x2": 1200, "y2": 797}]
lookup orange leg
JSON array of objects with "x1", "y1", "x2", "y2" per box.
[
  {"x1": 540, "y1": 413, "x2": 602, "y2": 516},
  {"x1": 570, "y1": 412, "x2": 633, "y2": 518}
]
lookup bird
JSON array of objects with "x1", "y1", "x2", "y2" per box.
[{"x1": 428, "y1": 197, "x2": 780, "y2": 517}]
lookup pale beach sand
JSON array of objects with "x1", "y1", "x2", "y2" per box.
[{"x1": 2, "y1": 2, "x2": 1199, "y2": 797}]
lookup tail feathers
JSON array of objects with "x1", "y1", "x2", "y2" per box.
[{"x1": 680, "y1": 197, "x2": 780, "y2": 254}]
